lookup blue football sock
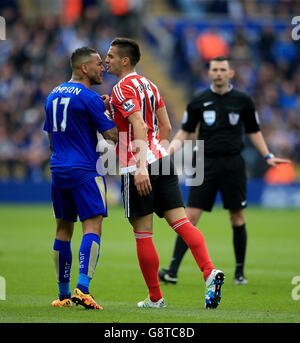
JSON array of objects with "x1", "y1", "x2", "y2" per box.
[
  {"x1": 77, "y1": 233, "x2": 100, "y2": 294},
  {"x1": 53, "y1": 238, "x2": 72, "y2": 300},
  {"x1": 58, "y1": 282, "x2": 71, "y2": 300},
  {"x1": 77, "y1": 273, "x2": 91, "y2": 294}
]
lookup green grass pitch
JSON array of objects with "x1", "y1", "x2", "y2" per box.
[{"x1": 0, "y1": 204, "x2": 299, "y2": 323}]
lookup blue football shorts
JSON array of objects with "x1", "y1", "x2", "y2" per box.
[{"x1": 51, "y1": 176, "x2": 108, "y2": 222}]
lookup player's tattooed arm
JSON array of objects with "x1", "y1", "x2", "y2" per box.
[{"x1": 102, "y1": 126, "x2": 118, "y2": 144}]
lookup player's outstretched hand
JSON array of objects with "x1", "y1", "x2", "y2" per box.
[{"x1": 266, "y1": 156, "x2": 292, "y2": 168}]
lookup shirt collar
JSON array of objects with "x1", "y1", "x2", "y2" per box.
[
  {"x1": 210, "y1": 84, "x2": 233, "y2": 95},
  {"x1": 119, "y1": 71, "x2": 138, "y2": 83}
]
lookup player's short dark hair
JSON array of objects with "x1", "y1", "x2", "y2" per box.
[
  {"x1": 110, "y1": 37, "x2": 141, "y2": 66},
  {"x1": 210, "y1": 56, "x2": 231, "y2": 67},
  {"x1": 70, "y1": 46, "x2": 98, "y2": 70}
]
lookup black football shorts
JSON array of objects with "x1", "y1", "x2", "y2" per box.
[
  {"x1": 121, "y1": 156, "x2": 184, "y2": 218},
  {"x1": 187, "y1": 154, "x2": 247, "y2": 212}
]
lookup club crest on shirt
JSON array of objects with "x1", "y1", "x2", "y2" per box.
[
  {"x1": 122, "y1": 99, "x2": 136, "y2": 112},
  {"x1": 228, "y1": 112, "x2": 240, "y2": 125},
  {"x1": 203, "y1": 110, "x2": 216, "y2": 126}
]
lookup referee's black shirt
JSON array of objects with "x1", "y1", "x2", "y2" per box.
[{"x1": 181, "y1": 86, "x2": 260, "y2": 156}]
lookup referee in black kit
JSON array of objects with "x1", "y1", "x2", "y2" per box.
[{"x1": 159, "y1": 56, "x2": 290, "y2": 285}]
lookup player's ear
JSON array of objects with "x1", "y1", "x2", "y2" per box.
[
  {"x1": 122, "y1": 56, "x2": 130, "y2": 67},
  {"x1": 81, "y1": 63, "x2": 89, "y2": 75},
  {"x1": 230, "y1": 69, "x2": 235, "y2": 79}
]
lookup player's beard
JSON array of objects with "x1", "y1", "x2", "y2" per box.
[{"x1": 90, "y1": 73, "x2": 102, "y2": 85}]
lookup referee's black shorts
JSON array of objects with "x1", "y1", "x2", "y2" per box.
[
  {"x1": 121, "y1": 156, "x2": 184, "y2": 218},
  {"x1": 187, "y1": 154, "x2": 247, "y2": 212}
]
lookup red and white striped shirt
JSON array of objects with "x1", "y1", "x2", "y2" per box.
[{"x1": 108, "y1": 72, "x2": 168, "y2": 174}]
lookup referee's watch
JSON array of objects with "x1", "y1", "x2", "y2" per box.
[{"x1": 265, "y1": 153, "x2": 275, "y2": 160}]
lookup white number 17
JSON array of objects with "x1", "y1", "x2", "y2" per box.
[{"x1": 52, "y1": 97, "x2": 70, "y2": 132}]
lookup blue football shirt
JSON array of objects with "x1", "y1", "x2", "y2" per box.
[{"x1": 44, "y1": 82, "x2": 115, "y2": 188}]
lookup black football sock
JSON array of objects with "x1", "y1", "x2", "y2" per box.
[
  {"x1": 232, "y1": 224, "x2": 247, "y2": 277},
  {"x1": 168, "y1": 235, "x2": 189, "y2": 276}
]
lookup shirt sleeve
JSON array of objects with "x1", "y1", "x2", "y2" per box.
[
  {"x1": 158, "y1": 96, "x2": 165, "y2": 109},
  {"x1": 181, "y1": 102, "x2": 199, "y2": 133},
  {"x1": 87, "y1": 94, "x2": 116, "y2": 133},
  {"x1": 111, "y1": 85, "x2": 140, "y2": 118},
  {"x1": 242, "y1": 96, "x2": 261, "y2": 134}
]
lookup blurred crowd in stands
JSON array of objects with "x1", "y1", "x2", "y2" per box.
[
  {"x1": 167, "y1": 1, "x2": 300, "y2": 180},
  {"x1": 0, "y1": 0, "x2": 145, "y2": 182},
  {"x1": 168, "y1": 0, "x2": 300, "y2": 19},
  {"x1": 0, "y1": 0, "x2": 299, "y2": 183}
]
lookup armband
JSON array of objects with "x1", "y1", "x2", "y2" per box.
[{"x1": 265, "y1": 153, "x2": 275, "y2": 160}]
